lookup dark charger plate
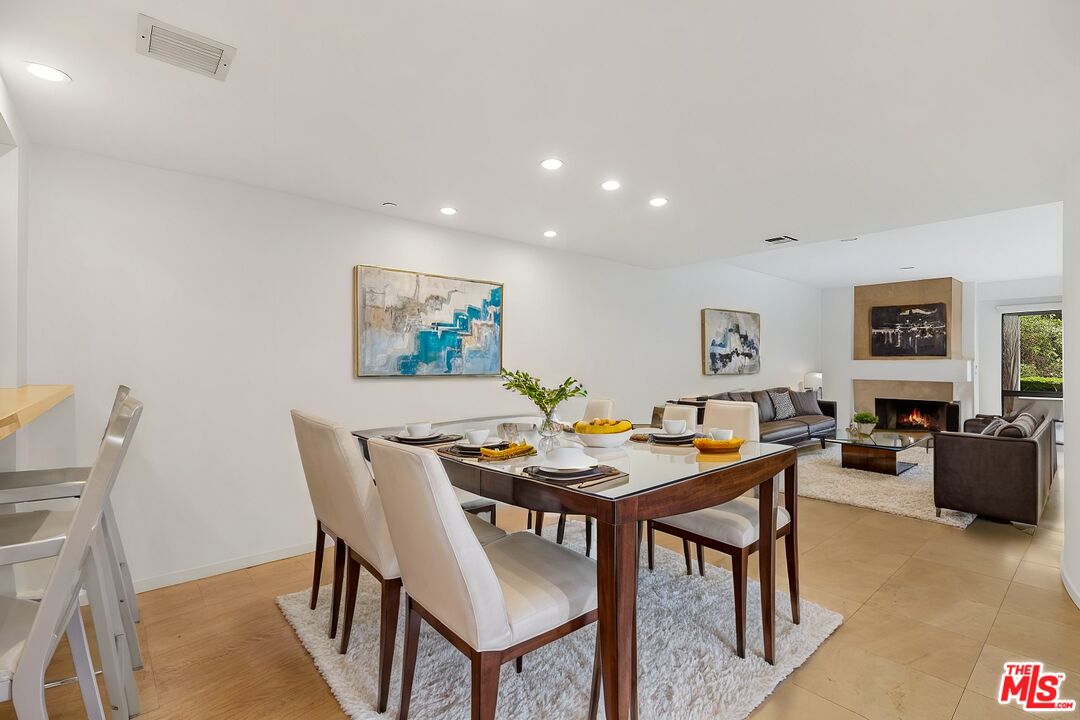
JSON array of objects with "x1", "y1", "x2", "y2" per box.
[
  {"x1": 648, "y1": 433, "x2": 702, "y2": 446},
  {"x1": 386, "y1": 433, "x2": 462, "y2": 446},
  {"x1": 439, "y1": 442, "x2": 511, "y2": 458},
  {"x1": 522, "y1": 465, "x2": 621, "y2": 484}
]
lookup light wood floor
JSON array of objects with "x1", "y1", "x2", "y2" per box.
[{"x1": 4, "y1": 468, "x2": 1076, "y2": 719}]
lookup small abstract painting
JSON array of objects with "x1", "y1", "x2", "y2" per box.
[
  {"x1": 701, "y1": 308, "x2": 760, "y2": 375},
  {"x1": 354, "y1": 265, "x2": 503, "y2": 377},
  {"x1": 870, "y1": 303, "x2": 947, "y2": 357}
]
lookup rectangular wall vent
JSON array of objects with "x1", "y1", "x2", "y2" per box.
[
  {"x1": 764, "y1": 235, "x2": 799, "y2": 245},
  {"x1": 136, "y1": 15, "x2": 236, "y2": 81}
]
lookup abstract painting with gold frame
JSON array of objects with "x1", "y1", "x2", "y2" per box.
[{"x1": 353, "y1": 265, "x2": 504, "y2": 377}]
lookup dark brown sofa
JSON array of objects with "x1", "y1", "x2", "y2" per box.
[
  {"x1": 666, "y1": 388, "x2": 837, "y2": 447},
  {"x1": 934, "y1": 412, "x2": 1057, "y2": 525}
]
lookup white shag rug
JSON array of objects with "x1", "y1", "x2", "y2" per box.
[
  {"x1": 797, "y1": 444, "x2": 975, "y2": 528},
  {"x1": 277, "y1": 522, "x2": 842, "y2": 720}
]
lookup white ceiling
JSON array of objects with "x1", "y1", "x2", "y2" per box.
[
  {"x1": 728, "y1": 202, "x2": 1064, "y2": 288},
  {"x1": 1, "y1": 1, "x2": 1078, "y2": 268}
]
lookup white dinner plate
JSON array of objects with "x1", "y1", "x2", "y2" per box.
[
  {"x1": 539, "y1": 456, "x2": 600, "y2": 473},
  {"x1": 455, "y1": 438, "x2": 504, "y2": 449},
  {"x1": 399, "y1": 431, "x2": 441, "y2": 441}
]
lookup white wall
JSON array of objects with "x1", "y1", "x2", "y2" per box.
[
  {"x1": 1063, "y1": 164, "x2": 1079, "y2": 610},
  {"x1": 20, "y1": 146, "x2": 822, "y2": 589},
  {"x1": 0, "y1": 70, "x2": 31, "y2": 472},
  {"x1": 973, "y1": 276, "x2": 1063, "y2": 417},
  {"x1": 821, "y1": 284, "x2": 977, "y2": 424}
]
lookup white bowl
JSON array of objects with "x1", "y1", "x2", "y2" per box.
[
  {"x1": 541, "y1": 447, "x2": 600, "y2": 471},
  {"x1": 575, "y1": 429, "x2": 633, "y2": 448}
]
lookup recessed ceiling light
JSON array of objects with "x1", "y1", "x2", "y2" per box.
[
  {"x1": 543, "y1": 230, "x2": 558, "y2": 238},
  {"x1": 764, "y1": 235, "x2": 799, "y2": 245},
  {"x1": 440, "y1": 207, "x2": 457, "y2": 216},
  {"x1": 540, "y1": 158, "x2": 564, "y2": 171},
  {"x1": 26, "y1": 62, "x2": 71, "y2": 82},
  {"x1": 649, "y1": 197, "x2": 668, "y2": 207},
  {"x1": 900, "y1": 265, "x2": 916, "y2": 270},
  {"x1": 840, "y1": 237, "x2": 858, "y2": 242},
  {"x1": 601, "y1": 180, "x2": 621, "y2": 191},
  {"x1": 381, "y1": 201, "x2": 397, "y2": 207}
]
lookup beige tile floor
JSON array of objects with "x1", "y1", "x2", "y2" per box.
[{"x1": 3, "y1": 450, "x2": 1075, "y2": 719}]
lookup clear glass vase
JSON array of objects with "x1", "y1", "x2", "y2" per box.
[{"x1": 538, "y1": 412, "x2": 559, "y2": 452}]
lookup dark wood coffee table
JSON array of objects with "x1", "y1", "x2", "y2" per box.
[{"x1": 824, "y1": 430, "x2": 931, "y2": 475}]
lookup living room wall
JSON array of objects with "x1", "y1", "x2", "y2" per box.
[{"x1": 15, "y1": 145, "x2": 823, "y2": 590}]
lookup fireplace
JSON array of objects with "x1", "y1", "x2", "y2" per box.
[{"x1": 874, "y1": 398, "x2": 960, "y2": 432}]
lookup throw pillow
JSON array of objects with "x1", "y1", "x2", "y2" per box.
[
  {"x1": 997, "y1": 412, "x2": 1040, "y2": 438},
  {"x1": 751, "y1": 390, "x2": 776, "y2": 423},
  {"x1": 768, "y1": 390, "x2": 797, "y2": 420},
  {"x1": 790, "y1": 390, "x2": 823, "y2": 417},
  {"x1": 980, "y1": 418, "x2": 1006, "y2": 436}
]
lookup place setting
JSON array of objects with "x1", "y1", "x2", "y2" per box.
[
  {"x1": 384, "y1": 421, "x2": 462, "y2": 446},
  {"x1": 522, "y1": 446, "x2": 623, "y2": 485},
  {"x1": 437, "y1": 428, "x2": 511, "y2": 458},
  {"x1": 641, "y1": 418, "x2": 701, "y2": 446}
]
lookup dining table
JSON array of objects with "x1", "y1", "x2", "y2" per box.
[{"x1": 354, "y1": 415, "x2": 799, "y2": 720}]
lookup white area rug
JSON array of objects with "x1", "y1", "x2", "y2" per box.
[
  {"x1": 277, "y1": 522, "x2": 842, "y2": 719},
  {"x1": 797, "y1": 444, "x2": 975, "y2": 528}
]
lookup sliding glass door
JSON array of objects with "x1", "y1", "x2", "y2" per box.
[{"x1": 1001, "y1": 309, "x2": 1063, "y2": 413}]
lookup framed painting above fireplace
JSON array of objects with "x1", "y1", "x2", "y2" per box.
[{"x1": 870, "y1": 303, "x2": 947, "y2": 357}]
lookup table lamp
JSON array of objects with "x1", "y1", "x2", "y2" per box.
[{"x1": 804, "y1": 371, "x2": 823, "y2": 399}]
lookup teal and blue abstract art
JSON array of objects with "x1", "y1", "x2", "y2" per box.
[{"x1": 354, "y1": 265, "x2": 503, "y2": 377}]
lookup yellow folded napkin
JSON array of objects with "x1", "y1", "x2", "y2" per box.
[{"x1": 479, "y1": 443, "x2": 536, "y2": 461}]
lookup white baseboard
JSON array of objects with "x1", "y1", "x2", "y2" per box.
[
  {"x1": 133, "y1": 541, "x2": 319, "y2": 593},
  {"x1": 1062, "y1": 553, "x2": 1080, "y2": 611}
]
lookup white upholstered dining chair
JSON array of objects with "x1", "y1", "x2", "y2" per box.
[
  {"x1": 291, "y1": 411, "x2": 506, "y2": 712},
  {"x1": 581, "y1": 398, "x2": 615, "y2": 421},
  {"x1": 368, "y1": 439, "x2": 601, "y2": 720},
  {"x1": 662, "y1": 402, "x2": 699, "y2": 428},
  {"x1": 702, "y1": 399, "x2": 760, "y2": 440},
  {"x1": 1, "y1": 395, "x2": 143, "y2": 720},
  {"x1": 647, "y1": 399, "x2": 800, "y2": 659}
]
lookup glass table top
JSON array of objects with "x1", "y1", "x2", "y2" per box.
[
  {"x1": 354, "y1": 415, "x2": 794, "y2": 500},
  {"x1": 827, "y1": 429, "x2": 932, "y2": 451}
]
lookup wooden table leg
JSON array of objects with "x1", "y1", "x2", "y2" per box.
[
  {"x1": 784, "y1": 461, "x2": 801, "y2": 625},
  {"x1": 597, "y1": 518, "x2": 638, "y2": 720},
  {"x1": 758, "y1": 473, "x2": 777, "y2": 664}
]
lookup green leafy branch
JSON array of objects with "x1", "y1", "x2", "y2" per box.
[
  {"x1": 852, "y1": 411, "x2": 879, "y2": 424},
  {"x1": 500, "y1": 368, "x2": 587, "y2": 417}
]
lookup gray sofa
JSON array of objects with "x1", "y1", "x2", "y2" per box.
[{"x1": 665, "y1": 388, "x2": 837, "y2": 446}]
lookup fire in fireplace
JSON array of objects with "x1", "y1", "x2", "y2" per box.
[
  {"x1": 899, "y1": 406, "x2": 935, "y2": 430},
  {"x1": 874, "y1": 398, "x2": 960, "y2": 432}
]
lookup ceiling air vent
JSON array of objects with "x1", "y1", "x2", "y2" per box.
[
  {"x1": 136, "y1": 15, "x2": 236, "y2": 81},
  {"x1": 764, "y1": 235, "x2": 799, "y2": 245}
]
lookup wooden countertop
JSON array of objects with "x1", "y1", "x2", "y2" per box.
[{"x1": 0, "y1": 385, "x2": 75, "y2": 441}]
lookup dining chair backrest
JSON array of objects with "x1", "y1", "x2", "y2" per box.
[
  {"x1": 702, "y1": 400, "x2": 760, "y2": 441},
  {"x1": 290, "y1": 411, "x2": 399, "y2": 579},
  {"x1": 12, "y1": 396, "x2": 143, "y2": 704},
  {"x1": 581, "y1": 398, "x2": 615, "y2": 421},
  {"x1": 368, "y1": 438, "x2": 512, "y2": 651},
  {"x1": 103, "y1": 386, "x2": 131, "y2": 441},
  {"x1": 662, "y1": 403, "x2": 698, "y2": 428}
]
